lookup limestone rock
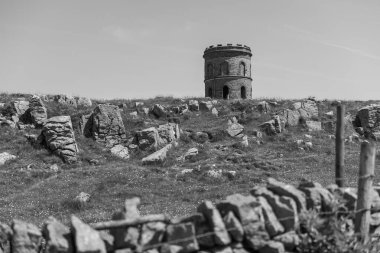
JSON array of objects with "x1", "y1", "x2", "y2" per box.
[
  {"x1": 257, "y1": 101, "x2": 272, "y2": 114},
  {"x1": 259, "y1": 117, "x2": 281, "y2": 136},
  {"x1": 28, "y1": 95, "x2": 47, "y2": 127},
  {"x1": 258, "y1": 241, "x2": 284, "y2": 253},
  {"x1": 157, "y1": 123, "x2": 180, "y2": 144},
  {"x1": 353, "y1": 104, "x2": 380, "y2": 139},
  {"x1": 142, "y1": 144, "x2": 172, "y2": 165},
  {"x1": 11, "y1": 220, "x2": 42, "y2": 253},
  {"x1": 267, "y1": 177, "x2": 306, "y2": 212},
  {"x1": 197, "y1": 200, "x2": 231, "y2": 246},
  {"x1": 0, "y1": 223, "x2": 12, "y2": 253},
  {"x1": 188, "y1": 100, "x2": 199, "y2": 111},
  {"x1": 99, "y1": 231, "x2": 114, "y2": 252},
  {"x1": 257, "y1": 196, "x2": 284, "y2": 237},
  {"x1": 140, "y1": 222, "x2": 166, "y2": 250},
  {"x1": 77, "y1": 97, "x2": 92, "y2": 107},
  {"x1": 79, "y1": 114, "x2": 92, "y2": 137},
  {"x1": 110, "y1": 145, "x2": 129, "y2": 159},
  {"x1": 226, "y1": 121, "x2": 244, "y2": 137},
  {"x1": 54, "y1": 95, "x2": 77, "y2": 107},
  {"x1": 110, "y1": 198, "x2": 140, "y2": 250},
  {"x1": 135, "y1": 127, "x2": 164, "y2": 151},
  {"x1": 162, "y1": 223, "x2": 199, "y2": 253},
  {"x1": 305, "y1": 121, "x2": 322, "y2": 131},
  {"x1": 71, "y1": 216, "x2": 106, "y2": 253},
  {"x1": 12, "y1": 101, "x2": 30, "y2": 116},
  {"x1": 212, "y1": 108, "x2": 219, "y2": 117},
  {"x1": 212, "y1": 247, "x2": 233, "y2": 253},
  {"x1": 251, "y1": 187, "x2": 298, "y2": 232},
  {"x1": 182, "y1": 148, "x2": 198, "y2": 160},
  {"x1": 42, "y1": 217, "x2": 73, "y2": 253},
  {"x1": 200, "y1": 101, "x2": 213, "y2": 111},
  {"x1": 273, "y1": 231, "x2": 299, "y2": 251},
  {"x1": 171, "y1": 104, "x2": 188, "y2": 114},
  {"x1": 151, "y1": 104, "x2": 168, "y2": 118},
  {"x1": 0, "y1": 152, "x2": 16, "y2": 166},
  {"x1": 91, "y1": 104, "x2": 127, "y2": 148},
  {"x1": 40, "y1": 116, "x2": 78, "y2": 163},
  {"x1": 223, "y1": 212, "x2": 244, "y2": 242}
]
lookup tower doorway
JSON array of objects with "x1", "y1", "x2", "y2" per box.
[
  {"x1": 208, "y1": 88, "x2": 213, "y2": 98},
  {"x1": 241, "y1": 86, "x2": 246, "y2": 99},
  {"x1": 223, "y1": 86, "x2": 229, "y2": 99}
]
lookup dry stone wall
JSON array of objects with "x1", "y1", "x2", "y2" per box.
[{"x1": 2, "y1": 178, "x2": 380, "y2": 253}]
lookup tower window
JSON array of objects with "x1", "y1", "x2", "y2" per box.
[
  {"x1": 241, "y1": 86, "x2": 246, "y2": 99},
  {"x1": 220, "y1": 62, "x2": 229, "y2": 76},
  {"x1": 207, "y1": 64, "x2": 213, "y2": 78},
  {"x1": 208, "y1": 88, "x2": 213, "y2": 97},
  {"x1": 239, "y1": 62, "x2": 246, "y2": 76}
]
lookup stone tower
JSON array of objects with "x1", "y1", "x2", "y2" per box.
[{"x1": 203, "y1": 44, "x2": 252, "y2": 99}]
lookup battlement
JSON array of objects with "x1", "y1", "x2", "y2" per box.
[{"x1": 204, "y1": 43, "x2": 252, "y2": 57}]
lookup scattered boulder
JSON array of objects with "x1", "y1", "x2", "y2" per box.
[
  {"x1": 11, "y1": 220, "x2": 42, "y2": 253},
  {"x1": 151, "y1": 104, "x2": 168, "y2": 118},
  {"x1": 135, "y1": 127, "x2": 165, "y2": 151},
  {"x1": 257, "y1": 101, "x2": 272, "y2": 114},
  {"x1": 171, "y1": 104, "x2": 188, "y2": 114},
  {"x1": 77, "y1": 97, "x2": 92, "y2": 107},
  {"x1": 110, "y1": 145, "x2": 129, "y2": 159},
  {"x1": 226, "y1": 119, "x2": 244, "y2": 137},
  {"x1": 188, "y1": 100, "x2": 199, "y2": 111},
  {"x1": 54, "y1": 95, "x2": 77, "y2": 107},
  {"x1": 12, "y1": 100, "x2": 30, "y2": 116},
  {"x1": 183, "y1": 148, "x2": 198, "y2": 160},
  {"x1": 259, "y1": 116, "x2": 281, "y2": 136},
  {"x1": 74, "y1": 192, "x2": 91, "y2": 207},
  {"x1": 71, "y1": 216, "x2": 106, "y2": 253},
  {"x1": 0, "y1": 152, "x2": 16, "y2": 166},
  {"x1": 40, "y1": 116, "x2": 78, "y2": 163},
  {"x1": 305, "y1": 121, "x2": 322, "y2": 131},
  {"x1": 212, "y1": 107, "x2": 219, "y2": 117},
  {"x1": 91, "y1": 104, "x2": 127, "y2": 148},
  {"x1": 279, "y1": 99, "x2": 318, "y2": 127},
  {"x1": 200, "y1": 101, "x2": 213, "y2": 111},
  {"x1": 28, "y1": 95, "x2": 47, "y2": 127},
  {"x1": 157, "y1": 123, "x2": 180, "y2": 144},
  {"x1": 142, "y1": 144, "x2": 172, "y2": 165},
  {"x1": 42, "y1": 217, "x2": 73, "y2": 253},
  {"x1": 353, "y1": 104, "x2": 380, "y2": 139}
]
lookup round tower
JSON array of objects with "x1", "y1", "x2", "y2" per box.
[{"x1": 203, "y1": 44, "x2": 252, "y2": 99}]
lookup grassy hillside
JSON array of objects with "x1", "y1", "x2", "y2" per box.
[{"x1": 0, "y1": 92, "x2": 379, "y2": 227}]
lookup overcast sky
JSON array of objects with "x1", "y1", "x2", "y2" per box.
[{"x1": 1, "y1": 0, "x2": 380, "y2": 100}]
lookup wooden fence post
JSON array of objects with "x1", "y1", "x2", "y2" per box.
[
  {"x1": 336, "y1": 104, "x2": 345, "y2": 187},
  {"x1": 355, "y1": 141, "x2": 376, "y2": 243}
]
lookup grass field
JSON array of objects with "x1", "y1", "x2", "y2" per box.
[{"x1": 0, "y1": 93, "x2": 379, "y2": 227}]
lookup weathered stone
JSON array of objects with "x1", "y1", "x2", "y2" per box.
[
  {"x1": 140, "y1": 222, "x2": 166, "y2": 250},
  {"x1": 212, "y1": 246, "x2": 233, "y2": 253},
  {"x1": 77, "y1": 97, "x2": 92, "y2": 107},
  {"x1": 280, "y1": 109, "x2": 301, "y2": 127},
  {"x1": 257, "y1": 101, "x2": 272, "y2": 114},
  {"x1": 258, "y1": 241, "x2": 284, "y2": 253},
  {"x1": 129, "y1": 111, "x2": 138, "y2": 119},
  {"x1": 251, "y1": 187, "x2": 297, "y2": 232},
  {"x1": 43, "y1": 217, "x2": 73, "y2": 253},
  {"x1": 157, "y1": 123, "x2": 180, "y2": 144},
  {"x1": 370, "y1": 213, "x2": 380, "y2": 227},
  {"x1": 0, "y1": 152, "x2": 16, "y2": 166},
  {"x1": 40, "y1": 116, "x2": 78, "y2": 163},
  {"x1": 267, "y1": 177, "x2": 306, "y2": 212},
  {"x1": 217, "y1": 194, "x2": 268, "y2": 250},
  {"x1": 171, "y1": 104, "x2": 188, "y2": 114},
  {"x1": 227, "y1": 121, "x2": 244, "y2": 137},
  {"x1": 110, "y1": 145, "x2": 129, "y2": 159},
  {"x1": 54, "y1": 95, "x2": 77, "y2": 107},
  {"x1": 142, "y1": 143, "x2": 172, "y2": 165},
  {"x1": 257, "y1": 196, "x2": 284, "y2": 237},
  {"x1": 0, "y1": 223, "x2": 12, "y2": 253},
  {"x1": 12, "y1": 101, "x2": 30, "y2": 116},
  {"x1": 223, "y1": 212, "x2": 244, "y2": 242},
  {"x1": 188, "y1": 100, "x2": 199, "y2": 111},
  {"x1": 99, "y1": 231, "x2": 114, "y2": 252},
  {"x1": 79, "y1": 114, "x2": 92, "y2": 137},
  {"x1": 71, "y1": 216, "x2": 106, "y2": 253},
  {"x1": 238, "y1": 135, "x2": 248, "y2": 147},
  {"x1": 259, "y1": 119, "x2": 280, "y2": 136},
  {"x1": 162, "y1": 222, "x2": 199, "y2": 253},
  {"x1": 28, "y1": 95, "x2": 47, "y2": 127},
  {"x1": 211, "y1": 108, "x2": 219, "y2": 117},
  {"x1": 200, "y1": 101, "x2": 213, "y2": 111},
  {"x1": 305, "y1": 121, "x2": 322, "y2": 131},
  {"x1": 91, "y1": 104, "x2": 127, "y2": 148},
  {"x1": 196, "y1": 222, "x2": 215, "y2": 248},
  {"x1": 182, "y1": 148, "x2": 198, "y2": 160},
  {"x1": 298, "y1": 182, "x2": 335, "y2": 212},
  {"x1": 273, "y1": 231, "x2": 300, "y2": 251},
  {"x1": 197, "y1": 200, "x2": 231, "y2": 246},
  {"x1": 110, "y1": 198, "x2": 140, "y2": 250},
  {"x1": 151, "y1": 104, "x2": 168, "y2": 118},
  {"x1": 12, "y1": 220, "x2": 42, "y2": 253},
  {"x1": 135, "y1": 127, "x2": 164, "y2": 151}
]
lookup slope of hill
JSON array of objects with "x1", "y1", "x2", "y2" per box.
[{"x1": 0, "y1": 92, "x2": 378, "y2": 226}]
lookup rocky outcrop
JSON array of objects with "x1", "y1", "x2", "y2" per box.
[
  {"x1": 76, "y1": 97, "x2": 92, "y2": 107},
  {"x1": 54, "y1": 95, "x2": 77, "y2": 107},
  {"x1": 142, "y1": 144, "x2": 172, "y2": 165},
  {"x1": 279, "y1": 100, "x2": 318, "y2": 127},
  {"x1": 28, "y1": 95, "x2": 47, "y2": 127},
  {"x1": 226, "y1": 118, "x2": 244, "y2": 137},
  {"x1": 157, "y1": 123, "x2": 180, "y2": 144},
  {"x1": 0, "y1": 152, "x2": 16, "y2": 166},
  {"x1": 353, "y1": 104, "x2": 380, "y2": 140},
  {"x1": 91, "y1": 104, "x2": 127, "y2": 148},
  {"x1": 259, "y1": 116, "x2": 282, "y2": 135},
  {"x1": 40, "y1": 116, "x2": 78, "y2": 163},
  {"x1": 135, "y1": 127, "x2": 165, "y2": 151},
  {"x1": 199, "y1": 101, "x2": 213, "y2": 111},
  {"x1": 188, "y1": 100, "x2": 199, "y2": 111},
  {"x1": 151, "y1": 104, "x2": 168, "y2": 118},
  {"x1": 110, "y1": 145, "x2": 129, "y2": 159}
]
